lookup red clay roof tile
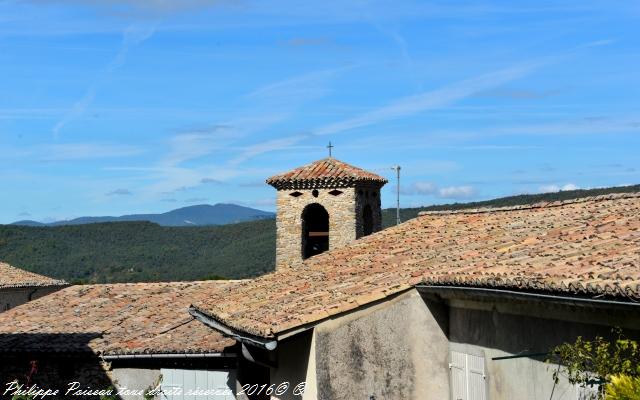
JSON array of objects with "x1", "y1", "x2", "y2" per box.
[
  {"x1": 0, "y1": 281, "x2": 238, "y2": 355},
  {"x1": 266, "y1": 157, "x2": 387, "y2": 189},
  {"x1": 192, "y1": 192, "x2": 640, "y2": 339},
  {"x1": 0, "y1": 262, "x2": 67, "y2": 289}
]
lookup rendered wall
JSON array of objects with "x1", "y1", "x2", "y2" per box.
[
  {"x1": 269, "y1": 331, "x2": 315, "y2": 400},
  {"x1": 310, "y1": 290, "x2": 450, "y2": 400},
  {"x1": 109, "y1": 368, "x2": 161, "y2": 400},
  {"x1": 267, "y1": 290, "x2": 640, "y2": 400},
  {"x1": 446, "y1": 297, "x2": 640, "y2": 400}
]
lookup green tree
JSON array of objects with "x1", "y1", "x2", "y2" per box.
[{"x1": 547, "y1": 329, "x2": 640, "y2": 399}]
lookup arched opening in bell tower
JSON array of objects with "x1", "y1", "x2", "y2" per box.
[
  {"x1": 301, "y1": 203, "x2": 329, "y2": 259},
  {"x1": 362, "y1": 204, "x2": 374, "y2": 236}
]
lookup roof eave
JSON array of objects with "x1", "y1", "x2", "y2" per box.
[
  {"x1": 101, "y1": 352, "x2": 236, "y2": 361},
  {"x1": 189, "y1": 306, "x2": 278, "y2": 350},
  {"x1": 266, "y1": 178, "x2": 388, "y2": 190},
  {"x1": 191, "y1": 283, "x2": 640, "y2": 348},
  {"x1": 416, "y1": 285, "x2": 640, "y2": 310},
  {"x1": 189, "y1": 287, "x2": 416, "y2": 346},
  {"x1": 0, "y1": 282, "x2": 69, "y2": 290}
]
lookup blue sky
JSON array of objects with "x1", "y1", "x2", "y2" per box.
[{"x1": 1, "y1": 0, "x2": 639, "y2": 223}]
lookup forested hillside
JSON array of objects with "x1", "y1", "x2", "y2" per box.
[
  {"x1": 0, "y1": 220, "x2": 276, "y2": 283},
  {"x1": 381, "y1": 184, "x2": 640, "y2": 226},
  {"x1": 1, "y1": 184, "x2": 637, "y2": 283}
]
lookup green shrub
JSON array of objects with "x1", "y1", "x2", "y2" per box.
[
  {"x1": 605, "y1": 375, "x2": 640, "y2": 400},
  {"x1": 547, "y1": 329, "x2": 640, "y2": 399}
]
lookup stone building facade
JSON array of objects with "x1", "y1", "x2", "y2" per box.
[{"x1": 267, "y1": 157, "x2": 387, "y2": 269}]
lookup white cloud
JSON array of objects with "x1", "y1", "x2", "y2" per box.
[
  {"x1": 232, "y1": 61, "x2": 541, "y2": 163},
  {"x1": 251, "y1": 198, "x2": 276, "y2": 207},
  {"x1": 538, "y1": 183, "x2": 580, "y2": 193},
  {"x1": 201, "y1": 177, "x2": 222, "y2": 184},
  {"x1": 539, "y1": 184, "x2": 560, "y2": 193},
  {"x1": 142, "y1": 66, "x2": 357, "y2": 193},
  {"x1": 314, "y1": 62, "x2": 539, "y2": 137},
  {"x1": 230, "y1": 134, "x2": 310, "y2": 165},
  {"x1": 577, "y1": 39, "x2": 615, "y2": 49},
  {"x1": 163, "y1": 132, "x2": 225, "y2": 167},
  {"x1": 229, "y1": 198, "x2": 276, "y2": 209},
  {"x1": 401, "y1": 181, "x2": 437, "y2": 195},
  {"x1": 561, "y1": 183, "x2": 580, "y2": 191},
  {"x1": 44, "y1": 143, "x2": 145, "y2": 161},
  {"x1": 246, "y1": 66, "x2": 350, "y2": 105},
  {"x1": 400, "y1": 182, "x2": 477, "y2": 200},
  {"x1": 106, "y1": 188, "x2": 132, "y2": 196},
  {"x1": 25, "y1": 0, "x2": 229, "y2": 19},
  {"x1": 497, "y1": 118, "x2": 640, "y2": 136},
  {"x1": 437, "y1": 185, "x2": 477, "y2": 199},
  {"x1": 228, "y1": 40, "x2": 618, "y2": 164}
]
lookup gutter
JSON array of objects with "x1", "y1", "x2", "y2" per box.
[
  {"x1": 416, "y1": 285, "x2": 640, "y2": 310},
  {"x1": 102, "y1": 352, "x2": 236, "y2": 361},
  {"x1": 189, "y1": 307, "x2": 278, "y2": 351}
]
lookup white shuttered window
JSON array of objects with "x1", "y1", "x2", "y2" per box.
[
  {"x1": 449, "y1": 351, "x2": 486, "y2": 400},
  {"x1": 160, "y1": 369, "x2": 236, "y2": 400}
]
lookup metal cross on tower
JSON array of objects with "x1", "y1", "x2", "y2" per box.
[{"x1": 327, "y1": 141, "x2": 334, "y2": 157}]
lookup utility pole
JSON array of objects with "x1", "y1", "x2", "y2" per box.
[{"x1": 391, "y1": 165, "x2": 401, "y2": 225}]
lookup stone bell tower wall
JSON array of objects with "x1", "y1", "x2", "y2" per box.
[
  {"x1": 275, "y1": 187, "x2": 357, "y2": 269},
  {"x1": 354, "y1": 183, "x2": 383, "y2": 239}
]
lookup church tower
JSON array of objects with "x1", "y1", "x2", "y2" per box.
[{"x1": 267, "y1": 157, "x2": 388, "y2": 269}]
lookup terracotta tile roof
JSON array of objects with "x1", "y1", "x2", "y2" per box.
[
  {"x1": 0, "y1": 262, "x2": 67, "y2": 289},
  {"x1": 266, "y1": 157, "x2": 388, "y2": 189},
  {"x1": 191, "y1": 193, "x2": 640, "y2": 339},
  {"x1": 0, "y1": 281, "x2": 238, "y2": 355}
]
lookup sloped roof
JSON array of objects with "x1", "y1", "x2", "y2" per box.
[
  {"x1": 191, "y1": 192, "x2": 640, "y2": 339},
  {"x1": 266, "y1": 157, "x2": 388, "y2": 189},
  {"x1": 0, "y1": 262, "x2": 67, "y2": 289},
  {"x1": 0, "y1": 281, "x2": 238, "y2": 355}
]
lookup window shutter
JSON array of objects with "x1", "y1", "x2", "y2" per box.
[
  {"x1": 450, "y1": 351, "x2": 467, "y2": 400},
  {"x1": 467, "y1": 354, "x2": 486, "y2": 400},
  {"x1": 160, "y1": 368, "x2": 236, "y2": 400},
  {"x1": 449, "y1": 351, "x2": 486, "y2": 400}
]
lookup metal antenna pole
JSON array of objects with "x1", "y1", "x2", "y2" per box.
[{"x1": 391, "y1": 165, "x2": 401, "y2": 225}]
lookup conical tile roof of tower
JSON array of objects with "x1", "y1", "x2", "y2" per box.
[{"x1": 266, "y1": 157, "x2": 388, "y2": 190}]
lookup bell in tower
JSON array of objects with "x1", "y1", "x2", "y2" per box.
[{"x1": 266, "y1": 157, "x2": 388, "y2": 269}]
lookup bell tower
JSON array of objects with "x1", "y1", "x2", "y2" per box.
[{"x1": 266, "y1": 157, "x2": 388, "y2": 269}]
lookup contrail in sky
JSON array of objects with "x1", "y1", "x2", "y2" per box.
[{"x1": 52, "y1": 22, "x2": 158, "y2": 139}]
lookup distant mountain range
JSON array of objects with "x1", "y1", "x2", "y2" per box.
[{"x1": 10, "y1": 204, "x2": 275, "y2": 227}]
